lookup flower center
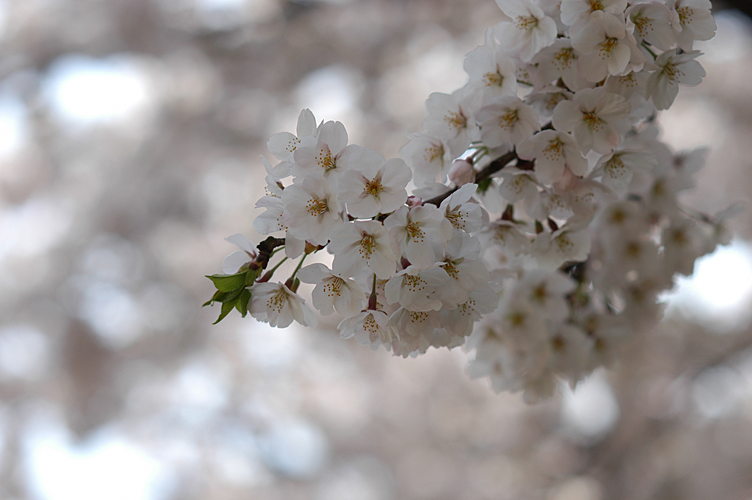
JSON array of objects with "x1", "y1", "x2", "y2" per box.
[
  {"x1": 507, "y1": 310, "x2": 527, "y2": 328},
  {"x1": 553, "y1": 48, "x2": 575, "y2": 70},
  {"x1": 532, "y1": 284, "x2": 549, "y2": 304},
  {"x1": 444, "y1": 262, "x2": 459, "y2": 279},
  {"x1": 315, "y1": 148, "x2": 336, "y2": 173},
  {"x1": 306, "y1": 198, "x2": 329, "y2": 217},
  {"x1": 405, "y1": 222, "x2": 425, "y2": 242},
  {"x1": 498, "y1": 109, "x2": 519, "y2": 130},
  {"x1": 404, "y1": 275, "x2": 428, "y2": 292},
  {"x1": 444, "y1": 110, "x2": 468, "y2": 131},
  {"x1": 445, "y1": 208, "x2": 467, "y2": 231},
  {"x1": 322, "y1": 277, "x2": 345, "y2": 297},
  {"x1": 661, "y1": 62, "x2": 681, "y2": 84},
  {"x1": 364, "y1": 176, "x2": 384, "y2": 197},
  {"x1": 359, "y1": 234, "x2": 376, "y2": 257},
  {"x1": 515, "y1": 15, "x2": 539, "y2": 30},
  {"x1": 424, "y1": 143, "x2": 445, "y2": 163},
  {"x1": 676, "y1": 6, "x2": 694, "y2": 26},
  {"x1": 600, "y1": 37, "x2": 619, "y2": 56},
  {"x1": 605, "y1": 155, "x2": 627, "y2": 179},
  {"x1": 582, "y1": 111, "x2": 604, "y2": 131},
  {"x1": 483, "y1": 69, "x2": 504, "y2": 87},
  {"x1": 286, "y1": 137, "x2": 301, "y2": 153},
  {"x1": 631, "y1": 13, "x2": 652, "y2": 37},
  {"x1": 588, "y1": 0, "x2": 603, "y2": 13},
  {"x1": 542, "y1": 138, "x2": 564, "y2": 161},
  {"x1": 268, "y1": 288, "x2": 288, "y2": 313}
]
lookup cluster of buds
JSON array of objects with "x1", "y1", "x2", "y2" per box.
[{"x1": 206, "y1": 0, "x2": 731, "y2": 401}]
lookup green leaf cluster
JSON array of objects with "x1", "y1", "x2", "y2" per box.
[{"x1": 203, "y1": 269, "x2": 260, "y2": 324}]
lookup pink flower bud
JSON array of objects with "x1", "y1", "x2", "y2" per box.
[
  {"x1": 406, "y1": 195, "x2": 423, "y2": 208},
  {"x1": 448, "y1": 158, "x2": 475, "y2": 186},
  {"x1": 554, "y1": 165, "x2": 580, "y2": 192}
]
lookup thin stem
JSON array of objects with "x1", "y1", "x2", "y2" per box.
[
  {"x1": 269, "y1": 246, "x2": 284, "y2": 258},
  {"x1": 368, "y1": 274, "x2": 378, "y2": 310},
  {"x1": 289, "y1": 253, "x2": 308, "y2": 283},
  {"x1": 267, "y1": 256, "x2": 288, "y2": 276},
  {"x1": 641, "y1": 41, "x2": 658, "y2": 60}
]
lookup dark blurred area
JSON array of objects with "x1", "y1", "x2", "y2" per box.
[{"x1": 0, "y1": 0, "x2": 752, "y2": 499}]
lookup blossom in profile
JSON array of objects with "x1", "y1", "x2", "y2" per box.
[
  {"x1": 249, "y1": 282, "x2": 317, "y2": 328},
  {"x1": 646, "y1": 50, "x2": 705, "y2": 110}
]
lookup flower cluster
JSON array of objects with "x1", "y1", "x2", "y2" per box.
[{"x1": 206, "y1": 0, "x2": 730, "y2": 401}]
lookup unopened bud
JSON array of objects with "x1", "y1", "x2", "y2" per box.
[
  {"x1": 554, "y1": 165, "x2": 579, "y2": 192},
  {"x1": 448, "y1": 158, "x2": 475, "y2": 186},
  {"x1": 406, "y1": 195, "x2": 423, "y2": 208}
]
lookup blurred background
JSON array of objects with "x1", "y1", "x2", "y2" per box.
[{"x1": 1, "y1": 0, "x2": 752, "y2": 499}]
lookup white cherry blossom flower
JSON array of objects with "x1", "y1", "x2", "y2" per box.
[
  {"x1": 383, "y1": 205, "x2": 453, "y2": 268},
  {"x1": 572, "y1": 11, "x2": 645, "y2": 83},
  {"x1": 517, "y1": 130, "x2": 588, "y2": 184},
  {"x1": 267, "y1": 108, "x2": 318, "y2": 161},
  {"x1": 440, "y1": 183, "x2": 484, "y2": 235},
  {"x1": 222, "y1": 233, "x2": 257, "y2": 274},
  {"x1": 591, "y1": 149, "x2": 656, "y2": 191},
  {"x1": 441, "y1": 287, "x2": 500, "y2": 338},
  {"x1": 423, "y1": 90, "x2": 476, "y2": 158},
  {"x1": 662, "y1": 217, "x2": 711, "y2": 276},
  {"x1": 646, "y1": 49, "x2": 705, "y2": 110},
  {"x1": 560, "y1": 0, "x2": 628, "y2": 28},
  {"x1": 526, "y1": 88, "x2": 574, "y2": 120},
  {"x1": 385, "y1": 264, "x2": 448, "y2": 312},
  {"x1": 338, "y1": 147, "x2": 411, "y2": 218},
  {"x1": 464, "y1": 27, "x2": 518, "y2": 99},
  {"x1": 498, "y1": 168, "x2": 539, "y2": 204},
  {"x1": 282, "y1": 176, "x2": 343, "y2": 246},
  {"x1": 261, "y1": 156, "x2": 289, "y2": 198},
  {"x1": 480, "y1": 219, "x2": 532, "y2": 263},
  {"x1": 670, "y1": 0, "x2": 716, "y2": 51},
  {"x1": 386, "y1": 308, "x2": 443, "y2": 356},
  {"x1": 552, "y1": 87, "x2": 630, "y2": 154},
  {"x1": 438, "y1": 233, "x2": 491, "y2": 307},
  {"x1": 533, "y1": 225, "x2": 591, "y2": 269},
  {"x1": 531, "y1": 39, "x2": 590, "y2": 92},
  {"x1": 292, "y1": 120, "x2": 349, "y2": 182},
  {"x1": 253, "y1": 196, "x2": 305, "y2": 259},
  {"x1": 476, "y1": 96, "x2": 540, "y2": 148},
  {"x1": 399, "y1": 132, "x2": 453, "y2": 187},
  {"x1": 626, "y1": 1, "x2": 676, "y2": 50},
  {"x1": 329, "y1": 220, "x2": 397, "y2": 279},
  {"x1": 297, "y1": 263, "x2": 366, "y2": 317},
  {"x1": 604, "y1": 70, "x2": 650, "y2": 99},
  {"x1": 494, "y1": 0, "x2": 558, "y2": 62},
  {"x1": 339, "y1": 309, "x2": 395, "y2": 351},
  {"x1": 516, "y1": 269, "x2": 576, "y2": 323},
  {"x1": 250, "y1": 282, "x2": 317, "y2": 328},
  {"x1": 547, "y1": 324, "x2": 591, "y2": 382}
]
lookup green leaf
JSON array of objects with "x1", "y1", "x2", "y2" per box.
[
  {"x1": 245, "y1": 268, "x2": 261, "y2": 287},
  {"x1": 206, "y1": 273, "x2": 246, "y2": 292},
  {"x1": 213, "y1": 300, "x2": 236, "y2": 324},
  {"x1": 476, "y1": 177, "x2": 493, "y2": 194},
  {"x1": 235, "y1": 289, "x2": 252, "y2": 317}
]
